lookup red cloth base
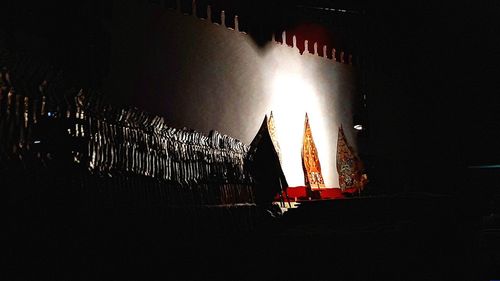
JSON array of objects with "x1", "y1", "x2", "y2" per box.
[
  {"x1": 318, "y1": 188, "x2": 345, "y2": 199},
  {"x1": 283, "y1": 186, "x2": 307, "y2": 199},
  {"x1": 276, "y1": 186, "x2": 345, "y2": 201},
  {"x1": 342, "y1": 187, "x2": 361, "y2": 194}
]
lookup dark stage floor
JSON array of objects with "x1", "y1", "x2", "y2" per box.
[{"x1": 6, "y1": 193, "x2": 500, "y2": 281}]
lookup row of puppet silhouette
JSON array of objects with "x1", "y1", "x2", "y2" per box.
[{"x1": 0, "y1": 54, "x2": 258, "y2": 206}]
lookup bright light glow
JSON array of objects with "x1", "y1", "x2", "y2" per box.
[
  {"x1": 34, "y1": 140, "x2": 41, "y2": 144},
  {"x1": 257, "y1": 42, "x2": 359, "y2": 189},
  {"x1": 354, "y1": 124, "x2": 363, "y2": 130},
  {"x1": 268, "y1": 67, "x2": 332, "y2": 187},
  {"x1": 270, "y1": 74, "x2": 315, "y2": 187},
  {"x1": 259, "y1": 42, "x2": 349, "y2": 188}
]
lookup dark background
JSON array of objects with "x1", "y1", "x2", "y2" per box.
[{"x1": 2, "y1": 1, "x2": 500, "y2": 280}]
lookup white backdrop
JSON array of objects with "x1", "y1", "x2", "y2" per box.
[{"x1": 108, "y1": 3, "x2": 359, "y2": 187}]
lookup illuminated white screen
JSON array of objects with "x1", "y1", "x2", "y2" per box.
[
  {"x1": 263, "y1": 46, "x2": 337, "y2": 187},
  {"x1": 119, "y1": 8, "x2": 359, "y2": 188}
]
